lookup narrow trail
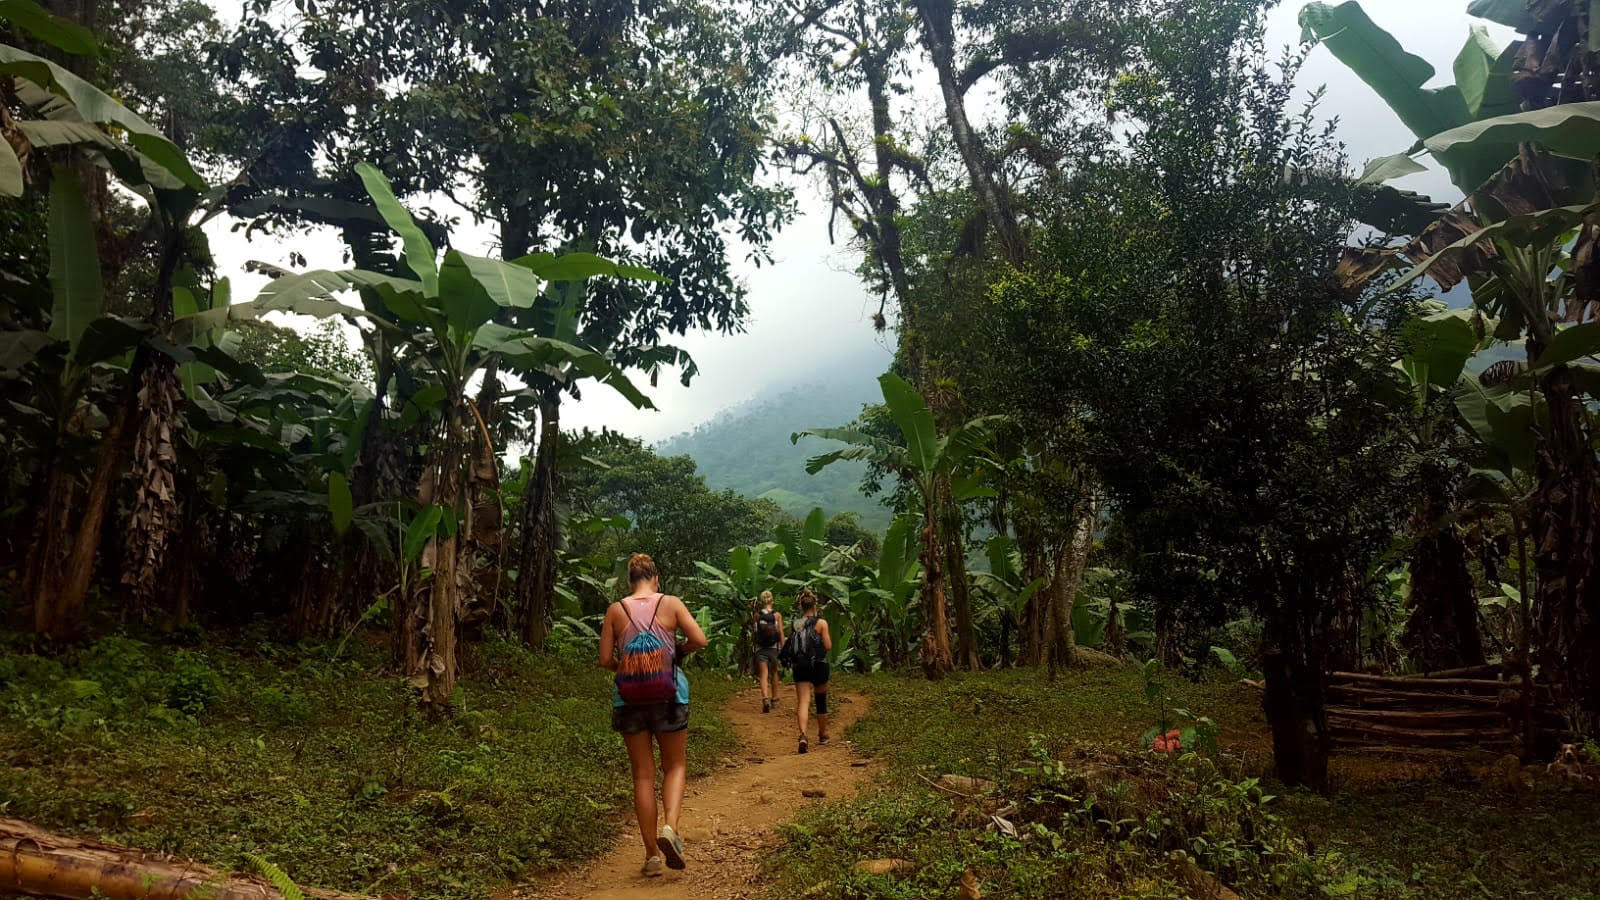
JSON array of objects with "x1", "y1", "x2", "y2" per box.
[{"x1": 518, "y1": 689, "x2": 874, "y2": 900}]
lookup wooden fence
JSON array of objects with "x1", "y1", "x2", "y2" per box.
[{"x1": 1326, "y1": 664, "x2": 1567, "y2": 756}]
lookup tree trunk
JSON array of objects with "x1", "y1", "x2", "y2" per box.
[
  {"x1": 1402, "y1": 503, "x2": 1486, "y2": 672},
  {"x1": 944, "y1": 488, "x2": 978, "y2": 670},
  {"x1": 1531, "y1": 363, "x2": 1600, "y2": 729},
  {"x1": 28, "y1": 379, "x2": 137, "y2": 639},
  {"x1": 406, "y1": 403, "x2": 466, "y2": 712},
  {"x1": 1019, "y1": 530, "x2": 1047, "y2": 667},
  {"x1": 120, "y1": 357, "x2": 183, "y2": 618},
  {"x1": 918, "y1": 489, "x2": 954, "y2": 679},
  {"x1": 1045, "y1": 546, "x2": 1077, "y2": 680},
  {"x1": 1260, "y1": 589, "x2": 1331, "y2": 789},
  {"x1": 1154, "y1": 605, "x2": 1184, "y2": 668},
  {"x1": 913, "y1": 0, "x2": 1026, "y2": 265},
  {"x1": 516, "y1": 393, "x2": 560, "y2": 649}
]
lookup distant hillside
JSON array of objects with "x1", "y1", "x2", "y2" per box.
[{"x1": 657, "y1": 354, "x2": 893, "y2": 533}]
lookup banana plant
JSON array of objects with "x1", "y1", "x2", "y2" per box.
[
  {"x1": 1307, "y1": 0, "x2": 1600, "y2": 718},
  {"x1": 1, "y1": 7, "x2": 226, "y2": 637},
  {"x1": 973, "y1": 535, "x2": 1046, "y2": 668},
  {"x1": 1300, "y1": 1, "x2": 1598, "y2": 196},
  {"x1": 693, "y1": 540, "x2": 788, "y2": 675},
  {"x1": 187, "y1": 163, "x2": 656, "y2": 709},
  {"x1": 834, "y1": 513, "x2": 923, "y2": 671},
  {"x1": 794, "y1": 372, "x2": 999, "y2": 676}
]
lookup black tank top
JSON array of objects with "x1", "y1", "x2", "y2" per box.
[{"x1": 756, "y1": 609, "x2": 781, "y2": 648}]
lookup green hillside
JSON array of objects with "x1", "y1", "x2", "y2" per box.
[{"x1": 657, "y1": 365, "x2": 893, "y2": 533}]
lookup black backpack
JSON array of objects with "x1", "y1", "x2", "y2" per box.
[
  {"x1": 780, "y1": 616, "x2": 825, "y2": 667},
  {"x1": 756, "y1": 610, "x2": 780, "y2": 644}
]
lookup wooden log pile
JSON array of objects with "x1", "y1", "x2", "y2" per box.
[
  {"x1": 1326, "y1": 664, "x2": 1566, "y2": 755},
  {"x1": 0, "y1": 817, "x2": 373, "y2": 900}
]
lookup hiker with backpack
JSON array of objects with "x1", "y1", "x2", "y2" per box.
[
  {"x1": 599, "y1": 553, "x2": 708, "y2": 878},
  {"x1": 780, "y1": 589, "x2": 832, "y2": 754},
  {"x1": 753, "y1": 591, "x2": 784, "y2": 713}
]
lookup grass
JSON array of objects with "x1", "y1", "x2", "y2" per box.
[
  {"x1": 0, "y1": 625, "x2": 741, "y2": 898},
  {"x1": 769, "y1": 667, "x2": 1600, "y2": 899}
]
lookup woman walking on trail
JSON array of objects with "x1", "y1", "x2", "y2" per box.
[
  {"x1": 753, "y1": 591, "x2": 784, "y2": 713},
  {"x1": 600, "y1": 553, "x2": 708, "y2": 878},
  {"x1": 785, "y1": 589, "x2": 832, "y2": 754}
]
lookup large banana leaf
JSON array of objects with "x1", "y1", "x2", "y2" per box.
[
  {"x1": 1426, "y1": 101, "x2": 1600, "y2": 163},
  {"x1": 938, "y1": 415, "x2": 1002, "y2": 472},
  {"x1": 0, "y1": 138, "x2": 20, "y2": 197},
  {"x1": 791, "y1": 426, "x2": 907, "y2": 474},
  {"x1": 1299, "y1": 2, "x2": 1470, "y2": 142},
  {"x1": 1534, "y1": 322, "x2": 1600, "y2": 371},
  {"x1": 471, "y1": 326, "x2": 653, "y2": 409},
  {"x1": 1454, "y1": 28, "x2": 1520, "y2": 120},
  {"x1": 1401, "y1": 309, "x2": 1479, "y2": 389},
  {"x1": 353, "y1": 163, "x2": 438, "y2": 295},
  {"x1": 0, "y1": 1, "x2": 98, "y2": 56},
  {"x1": 1466, "y1": 0, "x2": 1566, "y2": 32},
  {"x1": 46, "y1": 167, "x2": 101, "y2": 353},
  {"x1": 878, "y1": 514, "x2": 920, "y2": 591},
  {"x1": 0, "y1": 45, "x2": 204, "y2": 190},
  {"x1": 437, "y1": 251, "x2": 503, "y2": 335},
  {"x1": 878, "y1": 372, "x2": 939, "y2": 475},
  {"x1": 1356, "y1": 153, "x2": 1427, "y2": 186},
  {"x1": 1391, "y1": 203, "x2": 1596, "y2": 292},
  {"x1": 15, "y1": 119, "x2": 184, "y2": 191},
  {"x1": 0, "y1": 329, "x2": 50, "y2": 371}
]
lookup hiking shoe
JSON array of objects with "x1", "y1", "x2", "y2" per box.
[
  {"x1": 818, "y1": 734, "x2": 829, "y2": 747},
  {"x1": 657, "y1": 825, "x2": 686, "y2": 870},
  {"x1": 642, "y1": 856, "x2": 665, "y2": 877},
  {"x1": 762, "y1": 698, "x2": 771, "y2": 714},
  {"x1": 798, "y1": 737, "x2": 808, "y2": 754}
]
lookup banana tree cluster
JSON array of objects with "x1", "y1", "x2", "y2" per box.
[
  {"x1": 1305, "y1": 0, "x2": 1600, "y2": 726},
  {"x1": 794, "y1": 372, "x2": 999, "y2": 677},
  {"x1": 179, "y1": 164, "x2": 657, "y2": 709}
]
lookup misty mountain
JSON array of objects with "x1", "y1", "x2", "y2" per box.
[{"x1": 657, "y1": 349, "x2": 894, "y2": 534}]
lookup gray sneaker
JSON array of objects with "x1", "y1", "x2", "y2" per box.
[
  {"x1": 642, "y1": 855, "x2": 665, "y2": 877},
  {"x1": 657, "y1": 825, "x2": 686, "y2": 870}
]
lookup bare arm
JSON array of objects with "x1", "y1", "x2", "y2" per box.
[
  {"x1": 673, "y1": 596, "x2": 709, "y2": 654},
  {"x1": 776, "y1": 611, "x2": 785, "y2": 642},
  {"x1": 818, "y1": 618, "x2": 833, "y2": 651},
  {"x1": 598, "y1": 604, "x2": 620, "y2": 671}
]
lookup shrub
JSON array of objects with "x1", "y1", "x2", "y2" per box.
[
  {"x1": 166, "y1": 650, "x2": 223, "y2": 715},
  {"x1": 254, "y1": 686, "x2": 312, "y2": 727}
]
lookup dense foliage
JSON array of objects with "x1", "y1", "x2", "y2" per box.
[{"x1": 2, "y1": 0, "x2": 1600, "y2": 895}]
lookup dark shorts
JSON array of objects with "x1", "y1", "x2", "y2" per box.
[
  {"x1": 611, "y1": 702, "x2": 690, "y2": 735},
  {"x1": 754, "y1": 647, "x2": 780, "y2": 669},
  {"x1": 792, "y1": 660, "x2": 830, "y2": 686}
]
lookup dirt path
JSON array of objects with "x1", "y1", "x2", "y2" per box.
[{"x1": 520, "y1": 689, "x2": 873, "y2": 900}]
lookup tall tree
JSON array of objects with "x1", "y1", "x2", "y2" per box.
[{"x1": 221, "y1": 0, "x2": 792, "y2": 646}]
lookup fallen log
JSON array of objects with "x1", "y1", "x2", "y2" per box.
[
  {"x1": 1327, "y1": 720, "x2": 1517, "y2": 745},
  {"x1": 1419, "y1": 664, "x2": 1502, "y2": 679},
  {"x1": 0, "y1": 818, "x2": 371, "y2": 900},
  {"x1": 1328, "y1": 685, "x2": 1509, "y2": 708},
  {"x1": 1327, "y1": 706, "x2": 1509, "y2": 728},
  {"x1": 1328, "y1": 672, "x2": 1525, "y2": 694}
]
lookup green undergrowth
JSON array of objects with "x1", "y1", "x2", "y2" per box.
[
  {"x1": 770, "y1": 668, "x2": 1600, "y2": 899},
  {"x1": 0, "y1": 626, "x2": 740, "y2": 898}
]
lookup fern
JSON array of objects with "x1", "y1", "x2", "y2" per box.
[{"x1": 245, "y1": 853, "x2": 307, "y2": 900}]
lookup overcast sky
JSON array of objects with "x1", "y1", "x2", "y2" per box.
[{"x1": 203, "y1": 1, "x2": 1509, "y2": 443}]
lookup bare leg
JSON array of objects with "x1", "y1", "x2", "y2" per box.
[
  {"x1": 816, "y1": 683, "x2": 830, "y2": 742},
  {"x1": 757, "y1": 660, "x2": 771, "y2": 701},
  {"x1": 796, "y1": 681, "x2": 813, "y2": 742},
  {"x1": 623, "y1": 731, "x2": 660, "y2": 860},
  {"x1": 658, "y1": 729, "x2": 688, "y2": 832},
  {"x1": 770, "y1": 664, "x2": 781, "y2": 701}
]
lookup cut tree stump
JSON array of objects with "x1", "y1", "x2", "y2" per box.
[{"x1": 0, "y1": 817, "x2": 372, "y2": 900}]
